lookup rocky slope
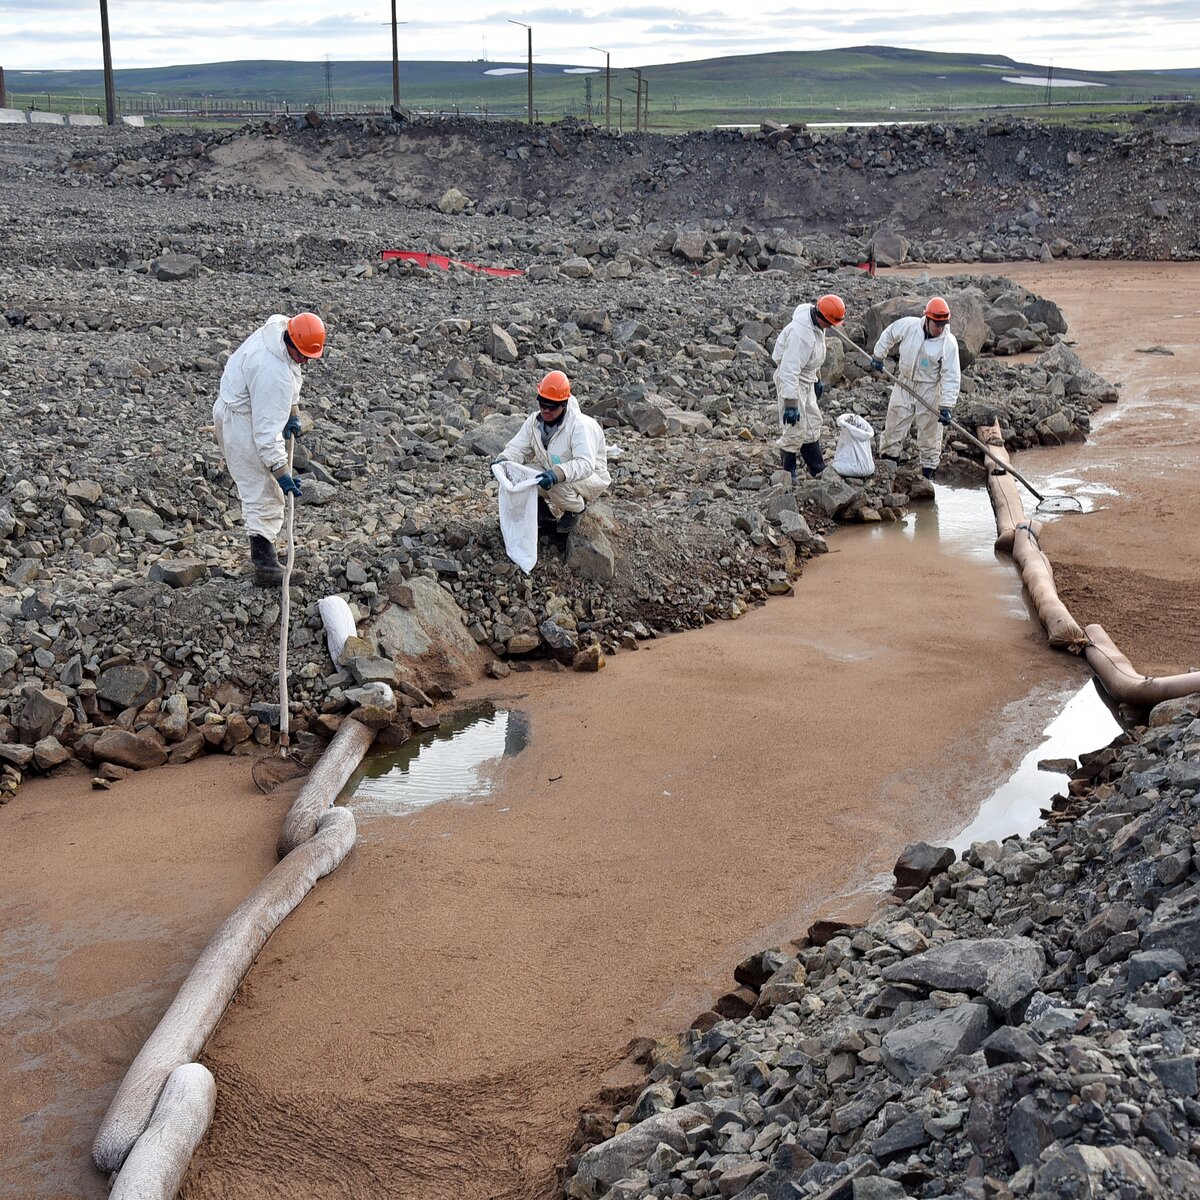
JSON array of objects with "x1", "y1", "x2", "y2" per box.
[{"x1": 0, "y1": 112, "x2": 1164, "y2": 798}]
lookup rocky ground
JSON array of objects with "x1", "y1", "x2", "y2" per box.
[
  {"x1": 0, "y1": 111, "x2": 1158, "y2": 800},
  {"x1": 562, "y1": 693, "x2": 1200, "y2": 1200}
]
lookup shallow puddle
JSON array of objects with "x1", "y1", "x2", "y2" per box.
[
  {"x1": 951, "y1": 678, "x2": 1122, "y2": 848},
  {"x1": 868, "y1": 482, "x2": 1124, "y2": 845},
  {"x1": 340, "y1": 707, "x2": 529, "y2": 819}
]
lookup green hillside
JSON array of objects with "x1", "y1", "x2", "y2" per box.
[{"x1": 5, "y1": 46, "x2": 1197, "y2": 130}]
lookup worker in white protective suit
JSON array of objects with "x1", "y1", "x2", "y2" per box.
[
  {"x1": 870, "y1": 296, "x2": 961, "y2": 480},
  {"x1": 771, "y1": 293, "x2": 845, "y2": 482},
  {"x1": 493, "y1": 369, "x2": 611, "y2": 534},
  {"x1": 212, "y1": 312, "x2": 325, "y2": 585}
]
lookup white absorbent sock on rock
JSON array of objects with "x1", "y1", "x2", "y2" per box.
[
  {"x1": 92, "y1": 806, "x2": 357, "y2": 1174},
  {"x1": 318, "y1": 595, "x2": 357, "y2": 666},
  {"x1": 108, "y1": 1062, "x2": 216, "y2": 1200},
  {"x1": 832, "y1": 412, "x2": 876, "y2": 478},
  {"x1": 492, "y1": 461, "x2": 543, "y2": 574}
]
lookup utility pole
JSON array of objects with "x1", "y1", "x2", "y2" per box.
[
  {"x1": 589, "y1": 46, "x2": 611, "y2": 131},
  {"x1": 633, "y1": 69, "x2": 643, "y2": 133},
  {"x1": 643, "y1": 77, "x2": 649, "y2": 132},
  {"x1": 390, "y1": 0, "x2": 400, "y2": 110},
  {"x1": 99, "y1": 0, "x2": 116, "y2": 125},
  {"x1": 324, "y1": 55, "x2": 333, "y2": 116},
  {"x1": 616, "y1": 96, "x2": 623, "y2": 133},
  {"x1": 508, "y1": 20, "x2": 533, "y2": 126},
  {"x1": 1044, "y1": 60, "x2": 1054, "y2": 108}
]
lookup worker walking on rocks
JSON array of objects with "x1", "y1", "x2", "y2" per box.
[
  {"x1": 494, "y1": 369, "x2": 610, "y2": 534},
  {"x1": 871, "y1": 296, "x2": 961, "y2": 480},
  {"x1": 771, "y1": 294, "x2": 845, "y2": 482},
  {"x1": 212, "y1": 312, "x2": 324, "y2": 585}
]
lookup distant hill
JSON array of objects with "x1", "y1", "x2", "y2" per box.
[{"x1": 5, "y1": 46, "x2": 1197, "y2": 127}]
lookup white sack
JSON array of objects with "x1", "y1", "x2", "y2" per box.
[
  {"x1": 492, "y1": 461, "x2": 543, "y2": 574},
  {"x1": 832, "y1": 412, "x2": 876, "y2": 478},
  {"x1": 318, "y1": 595, "x2": 357, "y2": 665}
]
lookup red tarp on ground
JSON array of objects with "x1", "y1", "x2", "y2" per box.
[{"x1": 381, "y1": 250, "x2": 525, "y2": 277}]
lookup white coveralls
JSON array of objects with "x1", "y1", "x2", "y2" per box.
[
  {"x1": 873, "y1": 316, "x2": 961, "y2": 472},
  {"x1": 212, "y1": 315, "x2": 301, "y2": 540},
  {"x1": 496, "y1": 396, "x2": 611, "y2": 516},
  {"x1": 771, "y1": 303, "x2": 827, "y2": 451}
]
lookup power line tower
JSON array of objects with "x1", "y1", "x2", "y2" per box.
[
  {"x1": 585, "y1": 76, "x2": 593, "y2": 121},
  {"x1": 324, "y1": 55, "x2": 333, "y2": 116}
]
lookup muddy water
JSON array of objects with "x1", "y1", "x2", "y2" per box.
[
  {"x1": 4, "y1": 262, "x2": 1196, "y2": 1200},
  {"x1": 183, "y1": 516, "x2": 1082, "y2": 1195}
]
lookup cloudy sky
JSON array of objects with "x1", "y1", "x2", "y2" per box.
[{"x1": 2, "y1": 0, "x2": 1197, "y2": 73}]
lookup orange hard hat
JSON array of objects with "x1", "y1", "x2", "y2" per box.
[
  {"x1": 924, "y1": 296, "x2": 951, "y2": 321},
  {"x1": 286, "y1": 312, "x2": 326, "y2": 359},
  {"x1": 816, "y1": 294, "x2": 846, "y2": 326},
  {"x1": 537, "y1": 369, "x2": 572, "y2": 403}
]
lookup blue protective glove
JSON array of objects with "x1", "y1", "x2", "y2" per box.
[
  {"x1": 283, "y1": 414, "x2": 302, "y2": 441},
  {"x1": 814, "y1": 380, "x2": 825, "y2": 400},
  {"x1": 869, "y1": 358, "x2": 884, "y2": 372},
  {"x1": 277, "y1": 473, "x2": 302, "y2": 497},
  {"x1": 782, "y1": 407, "x2": 799, "y2": 426},
  {"x1": 939, "y1": 407, "x2": 953, "y2": 426},
  {"x1": 535, "y1": 469, "x2": 557, "y2": 490}
]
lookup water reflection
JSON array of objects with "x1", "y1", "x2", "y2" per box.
[
  {"x1": 341, "y1": 708, "x2": 529, "y2": 818},
  {"x1": 951, "y1": 679, "x2": 1121, "y2": 848}
]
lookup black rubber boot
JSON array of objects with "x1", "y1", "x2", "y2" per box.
[
  {"x1": 780, "y1": 450, "x2": 799, "y2": 483},
  {"x1": 249, "y1": 534, "x2": 284, "y2": 586},
  {"x1": 556, "y1": 506, "x2": 584, "y2": 533},
  {"x1": 800, "y1": 441, "x2": 826, "y2": 478},
  {"x1": 922, "y1": 467, "x2": 936, "y2": 480}
]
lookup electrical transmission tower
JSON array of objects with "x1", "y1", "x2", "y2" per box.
[{"x1": 324, "y1": 56, "x2": 333, "y2": 116}]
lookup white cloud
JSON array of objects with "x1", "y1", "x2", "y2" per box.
[{"x1": 0, "y1": 0, "x2": 1196, "y2": 71}]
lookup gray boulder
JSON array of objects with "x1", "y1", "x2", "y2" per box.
[
  {"x1": 881, "y1": 937, "x2": 1045, "y2": 1021},
  {"x1": 881, "y1": 1002, "x2": 995, "y2": 1083}
]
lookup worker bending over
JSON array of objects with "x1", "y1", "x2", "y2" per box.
[
  {"x1": 494, "y1": 370, "x2": 611, "y2": 534},
  {"x1": 871, "y1": 296, "x2": 961, "y2": 480}
]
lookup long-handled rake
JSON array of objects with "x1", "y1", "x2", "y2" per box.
[{"x1": 831, "y1": 325, "x2": 1083, "y2": 514}]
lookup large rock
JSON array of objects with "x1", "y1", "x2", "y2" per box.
[
  {"x1": 672, "y1": 229, "x2": 708, "y2": 263},
  {"x1": 93, "y1": 729, "x2": 169, "y2": 770},
  {"x1": 881, "y1": 937, "x2": 1045, "y2": 1021},
  {"x1": 150, "y1": 253, "x2": 201, "y2": 281},
  {"x1": 1037, "y1": 342, "x2": 1119, "y2": 403},
  {"x1": 565, "y1": 522, "x2": 616, "y2": 582},
  {"x1": 893, "y1": 842, "x2": 955, "y2": 890},
  {"x1": 880, "y1": 1002, "x2": 996, "y2": 1083},
  {"x1": 96, "y1": 663, "x2": 162, "y2": 710},
  {"x1": 18, "y1": 688, "x2": 69, "y2": 741},
  {"x1": 868, "y1": 229, "x2": 910, "y2": 267},
  {"x1": 485, "y1": 324, "x2": 519, "y2": 363},
  {"x1": 565, "y1": 1104, "x2": 709, "y2": 1199},
  {"x1": 462, "y1": 413, "x2": 527, "y2": 458},
  {"x1": 437, "y1": 187, "x2": 469, "y2": 214},
  {"x1": 371, "y1": 574, "x2": 487, "y2": 692},
  {"x1": 1033, "y1": 1145, "x2": 1162, "y2": 1199}
]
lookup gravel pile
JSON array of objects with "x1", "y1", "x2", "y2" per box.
[{"x1": 0, "y1": 115, "x2": 1127, "y2": 797}]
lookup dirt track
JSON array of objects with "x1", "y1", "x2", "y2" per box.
[{"x1": 2, "y1": 262, "x2": 1198, "y2": 1200}]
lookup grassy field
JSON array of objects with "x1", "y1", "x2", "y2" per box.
[{"x1": 5, "y1": 46, "x2": 1197, "y2": 130}]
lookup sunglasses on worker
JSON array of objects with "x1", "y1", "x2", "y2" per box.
[{"x1": 538, "y1": 396, "x2": 566, "y2": 411}]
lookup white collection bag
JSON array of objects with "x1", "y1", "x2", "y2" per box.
[
  {"x1": 317, "y1": 595, "x2": 358, "y2": 665},
  {"x1": 832, "y1": 412, "x2": 876, "y2": 478},
  {"x1": 492, "y1": 461, "x2": 544, "y2": 573}
]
